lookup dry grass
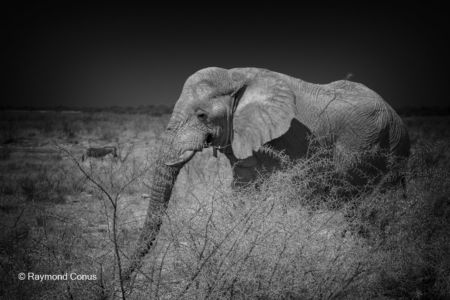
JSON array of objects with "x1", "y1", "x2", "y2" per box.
[{"x1": 0, "y1": 112, "x2": 449, "y2": 299}]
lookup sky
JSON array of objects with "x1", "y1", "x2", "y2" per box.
[{"x1": 3, "y1": 3, "x2": 449, "y2": 108}]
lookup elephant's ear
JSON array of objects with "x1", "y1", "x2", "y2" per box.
[{"x1": 231, "y1": 74, "x2": 297, "y2": 159}]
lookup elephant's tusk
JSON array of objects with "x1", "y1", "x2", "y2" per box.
[{"x1": 165, "y1": 150, "x2": 196, "y2": 167}]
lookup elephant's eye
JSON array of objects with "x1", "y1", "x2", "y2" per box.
[{"x1": 196, "y1": 111, "x2": 208, "y2": 121}]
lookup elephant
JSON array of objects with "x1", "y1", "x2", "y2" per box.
[{"x1": 122, "y1": 67, "x2": 410, "y2": 287}]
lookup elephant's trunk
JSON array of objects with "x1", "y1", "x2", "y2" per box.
[{"x1": 122, "y1": 131, "x2": 182, "y2": 287}]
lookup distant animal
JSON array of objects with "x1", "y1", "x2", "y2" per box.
[{"x1": 82, "y1": 146, "x2": 118, "y2": 161}]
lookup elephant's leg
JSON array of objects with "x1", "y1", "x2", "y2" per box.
[
  {"x1": 231, "y1": 156, "x2": 258, "y2": 189},
  {"x1": 380, "y1": 154, "x2": 409, "y2": 198}
]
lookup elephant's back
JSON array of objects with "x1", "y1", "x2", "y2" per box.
[
  {"x1": 310, "y1": 80, "x2": 409, "y2": 158},
  {"x1": 325, "y1": 80, "x2": 382, "y2": 102},
  {"x1": 298, "y1": 80, "x2": 384, "y2": 136}
]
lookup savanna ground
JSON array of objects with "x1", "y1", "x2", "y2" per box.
[{"x1": 0, "y1": 110, "x2": 449, "y2": 299}]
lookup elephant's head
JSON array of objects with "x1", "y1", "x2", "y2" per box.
[
  {"x1": 165, "y1": 67, "x2": 297, "y2": 164},
  {"x1": 124, "y1": 67, "x2": 298, "y2": 286}
]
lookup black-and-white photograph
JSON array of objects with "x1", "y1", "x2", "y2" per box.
[{"x1": 1, "y1": 3, "x2": 449, "y2": 299}]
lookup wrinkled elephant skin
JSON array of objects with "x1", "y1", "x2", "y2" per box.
[{"x1": 123, "y1": 67, "x2": 410, "y2": 289}]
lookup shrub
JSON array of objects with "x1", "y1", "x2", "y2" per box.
[
  {"x1": 129, "y1": 140, "x2": 450, "y2": 299},
  {"x1": 1, "y1": 114, "x2": 448, "y2": 299}
]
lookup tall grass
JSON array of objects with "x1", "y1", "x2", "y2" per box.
[
  {"x1": 0, "y1": 144, "x2": 155, "y2": 299},
  {"x1": 0, "y1": 114, "x2": 449, "y2": 299},
  {"x1": 128, "y1": 141, "x2": 450, "y2": 299}
]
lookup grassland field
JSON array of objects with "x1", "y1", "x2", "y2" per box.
[{"x1": 0, "y1": 110, "x2": 449, "y2": 299}]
